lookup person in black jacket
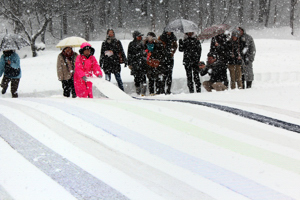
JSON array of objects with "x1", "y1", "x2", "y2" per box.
[
  {"x1": 226, "y1": 30, "x2": 246, "y2": 89},
  {"x1": 209, "y1": 33, "x2": 229, "y2": 87},
  {"x1": 158, "y1": 31, "x2": 178, "y2": 94},
  {"x1": 128, "y1": 31, "x2": 148, "y2": 96},
  {"x1": 100, "y1": 29, "x2": 127, "y2": 91},
  {"x1": 179, "y1": 32, "x2": 202, "y2": 93},
  {"x1": 144, "y1": 32, "x2": 164, "y2": 95},
  {"x1": 199, "y1": 52, "x2": 228, "y2": 92}
]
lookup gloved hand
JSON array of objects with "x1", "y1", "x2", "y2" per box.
[
  {"x1": 128, "y1": 65, "x2": 133, "y2": 70},
  {"x1": 98, "y1": 75, "x2": 102, "y2": 78},
  {"x1": 179, "y1": 39, "x2": 183, "y2": 45},
  {"x1": 82, "y1": 76, "x2": 87, "y2": 82},
  {"x1": 124, "y1": 61, "x2": 128, "y2": 68}
]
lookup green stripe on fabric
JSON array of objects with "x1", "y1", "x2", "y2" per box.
[{"x1": 99, "y1": 100, "x2": 300, "y2": 174}]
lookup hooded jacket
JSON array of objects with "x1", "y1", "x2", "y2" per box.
[
  {"x1": 74, "y1": 42, "x2": 102, "y2": 98},
  {"x1": 0, "y1": 51, "x2": 21, "y2": 79},
  {"x1": 239, "y1": 27, "x2": 256, "y2": 64}
]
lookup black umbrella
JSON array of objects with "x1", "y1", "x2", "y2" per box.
[{"x1": 0, "y1": 32, "x2": 30, "y2": 51}]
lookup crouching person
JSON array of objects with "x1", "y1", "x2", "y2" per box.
[
  {"x1": 199, "y1": 52, "x2": 228, "y2": 92},
  {"x1": 0, "y1": 50, "x2": 21, "y2": 98}
]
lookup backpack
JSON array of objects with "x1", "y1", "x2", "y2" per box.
[{"x1": 4, "y1": 63, "x2": 20, "y2": 77}]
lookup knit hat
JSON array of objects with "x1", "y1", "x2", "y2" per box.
[
  {"x1": 132, "y1": 31, "x2": 144, "y2": 38},
  {"x1": 147, "y1": 32, "x2": 156, "y2": 38},
  {"x1": 79, "y1": 42, "x2": 95, "y2": 55},
  {"x1": 231, "y1": 30, "x2": 240, "y2": 37},
  {"x1": 207, "y1": 52, "x2": 217, "y2": 59}
]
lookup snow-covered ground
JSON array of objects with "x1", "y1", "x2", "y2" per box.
[{"x1": 0, "y1": 27, "x2": 300, "y2": 200}]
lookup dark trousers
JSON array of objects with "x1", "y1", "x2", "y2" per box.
[
  {"x1": 147, "y1": 71, "x2": 161, "y2": 94},
  {"x1": 61, "y1": 77, "x2": 76, "y2": 97},
  {"x1": 184, "y1": 63, "x2": 201, "y2": 93},
  {"x1": 105, "y1": 72, "x2": 124, "y2": 91},
  {"x1": 161, "y1": 59, "x2": 174, "y2": 94},
  {"x1": 134, "y1": 73, "x2": 146, "y2": 88},
  {"x1": 1, "y1": 75, "x2": 20, "y2": 98}
]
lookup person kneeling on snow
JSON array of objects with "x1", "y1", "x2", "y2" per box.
[
  {"x1": 199, "y1": 52, "x2": 228, "y2": 92},
  {"x1": 74, "y1": 42, "x2": 103, "y2": 98},
  {"x1": 0, "y1": 50, "x2": 21, "y2": 98}
]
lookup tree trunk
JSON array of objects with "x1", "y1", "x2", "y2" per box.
[
  {"x1": 150, "y1": 0, "x2": 156, "y2": 32},
  {"x1": 164, "y1": 0, "x2": 170, "y2": 26},
  {"x1": 259, "y1": 0, "x2": 267, "y2": 24},
  {"x1": 30, "y1": 18, "x2": 51, "y2": 57},
  {"x1": 290, "y1": 0, "x2": 297, "y2": 35},
  {"x1": 84, "y1": 17, "x2": 90, "y2": 41},
  {"x1": 41, "y1": 30, "x2": 45, "y2": 44},
  {"x1": 63, "y1": 12, "x2": 68, "y2": 35},
  {"x1": 179, "y1": 0, "x2": 188, "y2": 19},
  {"x1": 209, "y1": 0, "x2": 215, "y2": 25},
  {"x1": 273, "y1": 5, "x2": 278, "y2": 25},
  {"x1": 265, "y1": 0, "x2": 271, "y2": 27},
  {"x1": 250, "y1": 1, "x2": 255, "y2": 21},
  {"x1": 198, "y1": 0, "x2": 204, "y2": 29},
  {"x1": 141, "y1": 0, "x2": 147, "y2": 17},
  {"x1": 118, "y1": 0, "x2": 123, "y2": 28},
  {"x1": 222, "y1": 0, "x2": 233, "y2": 24},
  {"x1": 99, "y1": 0, "x2": 106, "y2": 27},
  {"x1": 238, "y1": 0, "x2": 244, "y2": 25},
  {"x1": 48, "y1": 18, "x2": 53, "y2": 34},
  {"x1": 31, "y1": 42, "x2": 37, "y2": 58},
  {"x1": 106, "y1": 0, "x2": 112, "y2": 27}
]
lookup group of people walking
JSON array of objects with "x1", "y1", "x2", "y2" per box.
[{"x1": 0, "y1": 26, "x2": 255, "y2": 98}]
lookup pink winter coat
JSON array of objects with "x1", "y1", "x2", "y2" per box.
[{"x1": 74, "y1": 43, "x2": 103, "y2": 98}]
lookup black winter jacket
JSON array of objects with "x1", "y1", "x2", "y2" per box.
[
  {"x1": 226, "y1": 38, "x2": 246, "y2": 65},
  {"x1": 200, "y1": 60, "x2": 227, "y2": 83},
  {"x1": 100, "y1": 38, "x2": 126, "y2": 74},
  {"x1": 179, "y1": 36, "x2": 201, "y2": 65},
  {"x1": 210, "y1": 34, "x2": 229, "y2": 63},
  {"x1": 127, "y1": 39, "x2": 147, "y2": 75}
]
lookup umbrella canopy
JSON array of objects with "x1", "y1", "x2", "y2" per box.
[
  {"x1": 165, "y1": 19, "x2": 199, "y2": 33},
  {"x1": 56, "y1": 36, "x2": 87, "y2": 48},
  {"x1": 0, "y1": 33, "x2": 30, "y2": 51},
  {"x1": 198, "y1": 24, "x2": 231, "y2": 40}
]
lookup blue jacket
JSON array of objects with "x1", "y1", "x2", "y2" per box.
[{"x1": 0, "y1": 52, "x2": 21, "y2": 79}]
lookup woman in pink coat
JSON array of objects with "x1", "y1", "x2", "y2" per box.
[{"x1": 74, "y1": 42, "x2": 103, "y2": 98}]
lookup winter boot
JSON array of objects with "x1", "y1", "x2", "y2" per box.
[
  {"x1": 141, "y1": 84, "x2": 147, "y2": 96},
  {"x1": 12, "y1": 92, "x2": 18, "y2": 98},
  {"x1": 136, "y1": 86, "x2": 141, "y2": 95},
  {"x1": 1, "y1": 88, "x2": 7, "y2": 94},
  {"x1": 246, "y1": 81, "x2": 252, "y2": 88},
  {"x1": 166, "y1": 88, "x2": 171, "y2": 95}
]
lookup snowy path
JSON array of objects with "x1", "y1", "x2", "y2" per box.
[{"x1": 1, "y1": 98, "x2": 300, "y2": 200}]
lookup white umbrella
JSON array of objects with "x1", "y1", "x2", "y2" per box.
[
  {"x1": 0, "y1": 33, "x2": 30, "y2": 51},
  {"x1": 165, "y1": 19, "x2": 199, "y2": 33},
  {"x1": 56, "y1": 36, "x2": 87, "y2": 48}
]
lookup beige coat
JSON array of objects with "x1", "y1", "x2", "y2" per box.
[{"x1": 57, "y1": 52, "x2": 78, "y2": 81}]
